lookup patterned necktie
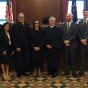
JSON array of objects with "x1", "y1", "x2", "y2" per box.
[{"x1": 67, "y1": 22, "x2": 70, "y2": 33}]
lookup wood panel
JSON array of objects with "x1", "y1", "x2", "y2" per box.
[{"x1": 16, "y1": 0, "x2": 61, "y2": 24}]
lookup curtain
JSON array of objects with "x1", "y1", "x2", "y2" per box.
[
  {"x1": 62, "y1": 0, "x2": 68, "y2": 22},
  {"x1": 86, "y1": 0, "x2": 88, "y2": 8},
  {"x1": 12, "y1": 0, "x2": 16, "y2": 23}
]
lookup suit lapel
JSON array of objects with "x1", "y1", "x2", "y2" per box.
[
  {"x1": 84, "y1": 20, "x2": 88, "y2": 36},
  {"x1": 64, "y1": 23, "x2": 68, "y2": 34}
]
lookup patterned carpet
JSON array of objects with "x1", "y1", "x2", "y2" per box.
[{"x1": 0, "y1": 72, "x2": 88, "y2": 88}]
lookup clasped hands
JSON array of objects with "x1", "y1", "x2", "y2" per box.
[
  {"x1": 3, "y1": 51, "x2": 14, "y2": 55},
  {"x1": 64, "y1": 40, "x2": 70, "y2": 46},
  {"x1": 34, "y1": 47, "x2": 40, "y2": 51},
  {"x1": 81, "y1": 39, "x2": 87, "y2": 45},
  {"x1": 47, "y1": 44, "x2": 53, "y2": 49}
]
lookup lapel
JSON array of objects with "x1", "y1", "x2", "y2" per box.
[
  {"x1": 84, "y1": 20, "x2": 88, "y2": 36},
  {"x1": 64, "y1": 22, "x2": 68, "y2": 34},
  {"x1": 80, "y1": 20, "x2": 84, "y2": 33},
  {"x1": 3, "y1": 31, "x2": 9, "y2": 41}
]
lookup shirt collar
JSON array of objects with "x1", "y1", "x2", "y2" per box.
[{"x1": 50, "y1": 25, "x2": 55, "y2": 28}]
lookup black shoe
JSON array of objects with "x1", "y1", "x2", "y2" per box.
[
  {"x1": 78, "y1": 71, "x2": 84, "y2": 76},
  {"x1": 23, "y1": 73, "x2": 28, "y2": 76},
  {"x1": 47, "y1": 72, "x2": 52, "y2": 75},
  {"x1": 62, "y1": 72, "x2": 70, "y2": 76},
  {"x1": 52, "y1": 74, "x2": 57, "y2": 78},
  {"x1": 21, "y1": 72, "x2": 28, "y2": 76},
  {"x1": 17, "y1": 73, "x2": 21, "y2": 78},
  {"x1": 33, "y1": 74, "x2": 37, "y2": 78},
  {"x1": 58, "y1": 72, "x2": 61, "y2": 75},
  {"x1": 72, "y1": 73, "x2": 78, "y2": 78}
]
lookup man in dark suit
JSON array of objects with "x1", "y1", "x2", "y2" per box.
[
  {"x1": 45, "y1": 16, "x2": 62, "y2": 77},
  {"x1": 12, "y1": 12, "x2": 31, "y2": 78},
  {"x1": 61, "y1": 13, "x2": 78, "y2": 78},
  {"x1": 78, "y1": 9, "x2": 88, "y2": 76}
]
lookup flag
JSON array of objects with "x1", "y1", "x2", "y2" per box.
[
  {"x1": 71, "y1": 0, "x2": 77, "y2": 22},
  {"x1": 5, "y1": 0, "x2": 12, "y2": 23}
]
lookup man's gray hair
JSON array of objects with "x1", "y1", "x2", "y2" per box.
[{"x1": 49, "y1": 16, "x2": 56, "y2": 21}]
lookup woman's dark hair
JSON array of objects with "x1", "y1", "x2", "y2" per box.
[
  {"x1": 3, "y1": 22, "x2": 10, "y2": 31},
  {"x1": 33, "y1": 20, "x2": 41, "y2": 29}
]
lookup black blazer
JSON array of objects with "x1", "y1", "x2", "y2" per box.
[
  {"x1": 78, "y1": 20, "x2": 88, "y2": 41},
  {"x1": 0, "y1": 31, "x2": 13, "y2": 53},
  {"x1": 61, "y1": 22, "x2": 78, "y2": 48},
  {"x1": 0, "y1": 24, "x2": 2, "y2": 33}
]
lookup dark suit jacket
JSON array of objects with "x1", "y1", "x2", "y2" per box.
[
  {"x1": 78, "y1": 20, "x2": 88, "y2": 41},
  {"x1": 61, "y1": 22, "x2": 78, "y2": 48}
]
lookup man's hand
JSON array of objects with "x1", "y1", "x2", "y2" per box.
[
  {"x1": 64, "y1": 40, "x2": 70, "y2": 46},
  {"x1": 47, "y1": 45, "x2": 53, "y2": 49},
  {"x1": 3, "y1": 51, "x2": 7, "y2": 55},
  {"x1": 11, "y1": 51, "x2": 14, "y2": 55},
  {"x1": 81, "y1": 39, "x2": 87, "y2": 45},
  {"x1": 16, "y1": 48, "x2": 21, "y2": 51}
]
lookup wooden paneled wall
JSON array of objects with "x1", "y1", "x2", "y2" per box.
[{"x1": 16, "y1": 0, "x2": 62, "y2": 24}]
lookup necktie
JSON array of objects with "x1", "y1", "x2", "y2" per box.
[
  {"x1": 83, "y1": 19, "x2": 86, "y2": 34},
  {"x1": 67, "y1": 22, "x2": 70, "y2": 33}
]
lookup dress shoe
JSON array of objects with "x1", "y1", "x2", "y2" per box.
[
  {"x1": 47, "y1": 72, "x2": 52, "y2": 75},
  {"x1": 72, "y1": 73, "x2": 78, "y2": 78},
  {"x1": 52, "y1": 73, "x2": 58, "y2": 78},
  {"x1": 21, "y1": 72, "x2": 28, "y2": 76},
  {"x1": 23, "y1": 73, "x2": 28, "y2": 76},
  {"x1": 62, "y1": 72, "x2": 70, "y2": 76},
  {"x1": 17, "y1": 73, "x2": 21, "y2": 78},
  {"x1": 78, "y1": 71, "x2": 84, "y2": 76}
]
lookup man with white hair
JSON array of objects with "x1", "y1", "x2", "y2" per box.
[
  {"x1": 45, "y1": 16, "x2": 62, "y2": 77},
  {"x1": 61, "y1": 13, "x2": 78, "y2": 78}
]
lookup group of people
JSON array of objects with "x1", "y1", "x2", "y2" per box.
[{"x1": 0, "y1": 8, "x2": 88, "y2": 80}]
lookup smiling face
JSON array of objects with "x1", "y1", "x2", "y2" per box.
[
  {"x1": 49, "y1": 17, "x2": 56, "y2": 26},
  {"x1": 66, "y1": 13, "x2": 73, "y2": 22},
  {"x1": 18, "y1": 13, "x2": 25, "y2": 23},
  {"x1": 4, "y1": 24, "x2": 10, "y2": 31},
  {"x1": 83, "y1": 10, "x2": 88, "y2": 19},
  {"x1": 34, "y1": 20, "x2": 40, "y2": 28}
]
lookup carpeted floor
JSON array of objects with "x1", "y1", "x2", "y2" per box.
[{"x1": 0, "y1": 72, "x2": 88, "y2": 88}]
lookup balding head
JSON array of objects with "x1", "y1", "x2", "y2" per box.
[
  {"x1": 18, "y1": 12, "x2": 25, "y2": 23},
  {"x1": 66, "y1": 13, "x2": 73, "y2": 22}
]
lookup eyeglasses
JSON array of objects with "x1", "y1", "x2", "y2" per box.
[
  {"x1": 18, "y1": 17, "x2": 24, "y2": 18},
  {"x1": 35, "y1": 23, "x2": 39, "y2": 24}
]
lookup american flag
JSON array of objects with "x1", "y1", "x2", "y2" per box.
[{"x1": 5, "y1": 0, "x2": 12, "y2": 23}]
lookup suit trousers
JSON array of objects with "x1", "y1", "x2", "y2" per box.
[
  {"x1": 64, "y1": 48, "x2": 76, "y2": 74},
  {"x1": 80, "y1": 44, "x2": 88, "y2": 71}
]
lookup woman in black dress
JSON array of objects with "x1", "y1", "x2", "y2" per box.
[
  {"x1": 0, "y1": 22, "x2": 14, "y2": 80},
  {"x1": 30, "y1": 20, "x2": 45, "y2": 77}
]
